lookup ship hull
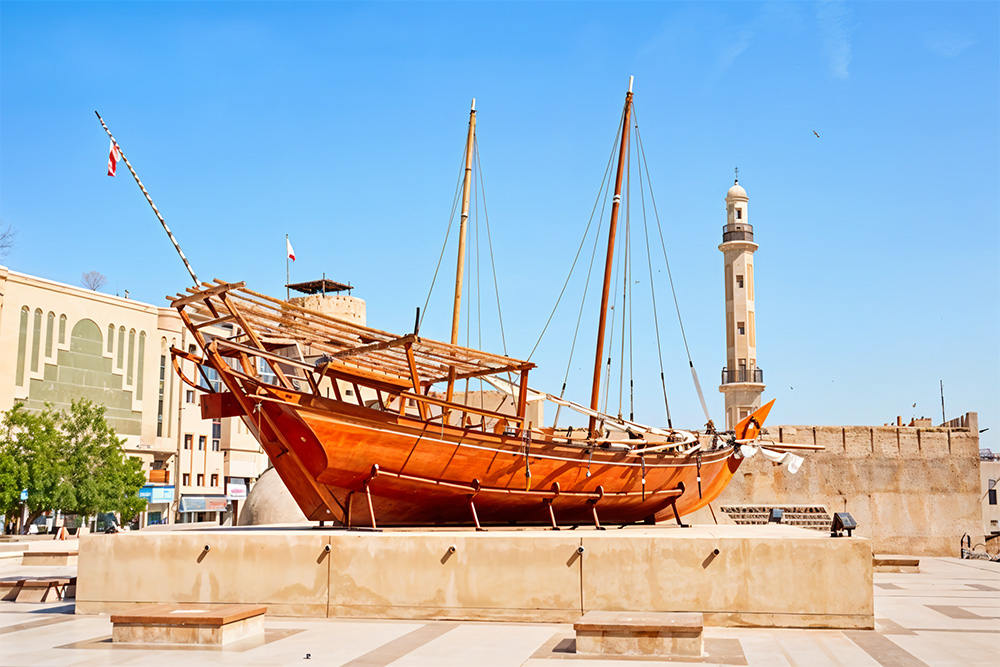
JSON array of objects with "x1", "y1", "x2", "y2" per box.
[{"x1": 230, "y1": 377, "x2": 741, "y2": 527}]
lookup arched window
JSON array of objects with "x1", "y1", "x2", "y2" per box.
[
  {"x1": 107, "y1": 324, "x2": 115, "y2": 353},
  {"x1": 136, "y1": 332, "x2": 146, "y2": 400},
  {"x1": 58, "y1": 314, "x2": 67, "y2": 344},
  {"x1": 45, "y1": 312, "x2": 55, "y2": 358},
  {"x1": 16, "y1": 306, "x2": 29, "y2": 386},
  {"x1": 117, "y1": 327, "x2": 126, "y2": 369},
  {"x1": 127, "y1": 329, "x2": 136, "y2": 385},
  {"x1": 31, "y1": 309, "x2": 43, "y2": 372}
]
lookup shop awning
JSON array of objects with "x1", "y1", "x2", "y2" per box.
[{"x1": 178, "y1": 495, "x2": 229, "y2": 513}]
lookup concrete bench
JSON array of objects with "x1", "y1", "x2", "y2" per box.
[
  {"x1": 0, "y1": 577, "x2": 74, "y2": 602},
  {"x1": 574, "y1": 611, "x2": 703, "y2": 657},
  {"x1": 110, "y1": 604, "x2": 267, "y2": 646},
  {"x1": 873, "y1": 555, "x2": 920, "y2": 573},
  {"x1": 21, "y1": 550, "x2": 78, "y2": 567}
]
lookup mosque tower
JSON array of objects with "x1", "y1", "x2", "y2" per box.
[{"x1": 719, "y1": 172, "x2": 764, "y2": 430}]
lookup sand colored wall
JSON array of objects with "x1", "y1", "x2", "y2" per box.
[
  {"x1": 76, "y1": 525, "x2": 872, "y2": 629},
  {"x1": 708, "y1": 416, "x2": 981, "y2": 557}
]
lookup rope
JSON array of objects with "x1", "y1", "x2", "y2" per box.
[
  {"x1": 633, "y1": 108, "x2": 712, "y2": 424},
  {"x1": 95, "y1": 112, "x2": 199, "y2": 286},
  {"x1": 552, "y1": 154, "x2": 614, "y2": 427},
  {"x1": 636, "y1": 117, "x2": 673, "y2": 428},
  {"x1": 474, "y1": 137, "x2": 509, "y2": 358},
  {"x1": 603, "y1": 208, "x2": 624, "y2": 417},
  {"x1": 419, "y1": 138, "x2": 469, "y2": 330},
  {"x1": 626, "y1": 127, "x2": 635, "y2": 422},
  {"x1": 528, "y1": 110, "x2": 625, "y2": 360}
]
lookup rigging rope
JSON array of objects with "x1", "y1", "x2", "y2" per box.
[
  {"x1": 635, "y1": 116, "x2": 674, "y2": 428},
  {"x1": 626, "y1": 128, "x2": 635, "y2": 422},
  {"x1": 633, "y1": 108, "x2": 712, "y2": 425},
  {"x1": 551, "y1": 142, "x2": 616, "y2": 427},
  {"x1": 527, "y1": 109, "x2": 626, "y2": 361},
  {"x1": 420, "y1": 138, "x2": 470, "y2": 331},
  {"x1": 474, "y1": 137, "x2": 509, "y2": 358}
]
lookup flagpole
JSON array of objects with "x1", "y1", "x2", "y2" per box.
[
  {"x1": 94, "y1": 111, "x2": 199, "y2": 287},
  {"x1": 285, "y1": 234, "x2": 290, "y2": 300}
]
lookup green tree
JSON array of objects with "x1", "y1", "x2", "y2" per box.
[
  {"x1": 0, "y1": 404, "x2": 69, "y2": 531},
  {"x1": 59, "y1": 400, "x2": 147, "y2": 524},
  {"x1": 0, "y1": 400, "x2": 146, "y2": 532}
]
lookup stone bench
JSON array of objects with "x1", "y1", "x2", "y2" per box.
[
  {"x1": 21, "y1": 550, "x2": 78, "y2": 567},
  {"x1": 873, "y1": 555, "x2": 920, "y2": 573},
  {"x1": 574, "y1": 611, "x2": 703, "y2": 657},
  {"x1": 0, "y1": 577, "x2": 74, "y2": 602},
  {"x1": 110, "y1": 604, "x2": 267, "y2": 646}
]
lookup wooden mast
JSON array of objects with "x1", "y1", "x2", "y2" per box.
[
  {"x1": 446, "y1": 98, "x2": 477, "y2": 402},
  {"x1": 589, "y1": 77, "x2": 633, "y2": 435}
]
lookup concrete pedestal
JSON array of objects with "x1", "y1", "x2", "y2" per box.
[
  {"x1": 77, "y1": 524, "x2": 873, "y2": 629},
  {"x1": 110, "y1": 604, "x2": 266, "y2": 645},
  {"x1": 575, "y1": 611, "x2": 703, "y2": 657}
]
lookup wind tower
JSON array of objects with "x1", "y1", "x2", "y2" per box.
[{"x1": 719, "y1": 170, "x2": 764, "y2": 430}]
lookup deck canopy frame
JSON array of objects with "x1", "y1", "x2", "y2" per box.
[{"x1": 169, "y1": 280, "x2": 535, "y2": 423}]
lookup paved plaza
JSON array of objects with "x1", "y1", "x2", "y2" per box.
[{"x1": 1, "y1": 556, "x2": 997, "y2": 666}]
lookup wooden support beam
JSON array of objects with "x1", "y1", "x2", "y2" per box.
[{"x1": 172, "y1": 281, "x2": 246, "y2": 307}]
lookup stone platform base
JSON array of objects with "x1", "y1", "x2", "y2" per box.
[
  {"x1": 873, "y1": 555, "x2": 920, "y2": 573},
  {"x1": 21, "y1": 551, "x2": 77, "y2": 566},
  {"x1": 111, "y1": 604, "x2": 266, "y2": 645},
  {"x1": 575, "y1": 611, "x2": 703, "y2": 657},
  {"x1": 76, "y1": 524, "x2": 873, "y2": 629}
]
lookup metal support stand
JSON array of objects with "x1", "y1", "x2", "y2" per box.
[
  {"x1": 667, "y1": 482, "x2": 689, "y2": 528},
  {"x1": 545, "y1": 482, "x2": 561, "y2": 530},
  {"x1": 588, "y1": 486, "x2": 606, "y2": 530},
  {"x1": 468, "y1": 479, "x2": 484, "y2": 531}
]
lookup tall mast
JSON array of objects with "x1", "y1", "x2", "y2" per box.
[
  {"x1": 589, "y1": 78, "x2": 633, "y2": 435},
  {"x1": 446, "y1": 99, "x2": 477, "y2": 400}
]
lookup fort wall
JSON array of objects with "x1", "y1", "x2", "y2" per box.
[{"x1": 700, "y1": 413, "x2": 981, "y2": 557}]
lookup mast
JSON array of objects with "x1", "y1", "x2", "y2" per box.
[
  {"x1": 589, "y1": 78, "x2": 633, "y2": 435},
  {"x1": 446, "y1": 99, "x2": 477, "y2": 401}
]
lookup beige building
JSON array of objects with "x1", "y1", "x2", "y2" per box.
[
  {"x1": 0, "y1": 266, "x2": 267, "y2": 527},
  {"x1": 719, "y1": 178, "x2": 764, "y2": 429}
]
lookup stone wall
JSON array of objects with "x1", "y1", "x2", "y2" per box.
[{"x1": 704, "y1": 413, "x2": 981, "y2": 557}]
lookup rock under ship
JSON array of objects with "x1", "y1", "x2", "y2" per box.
[{"x1": 168, "y1": 81, "x2": 797, "y2": 529}]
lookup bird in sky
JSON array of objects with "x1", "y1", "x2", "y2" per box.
[{"x1": 813, "y1": 130, "x2": 820, "y2": 138}]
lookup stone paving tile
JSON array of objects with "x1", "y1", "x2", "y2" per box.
[
  {"x1": 0, "y1": 557, "x2": 997, "y2": 666},
  {"x1": 390, "y1": 622, "x2": 559, "y2": 667}
]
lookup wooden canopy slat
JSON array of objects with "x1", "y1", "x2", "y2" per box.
[{"x1": 175, "y1": 281, "x2": 532, "y2": 386}]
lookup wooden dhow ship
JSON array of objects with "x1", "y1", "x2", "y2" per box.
[{"x1": 102, "y1": 81, "x2": 806, "y2": 529}]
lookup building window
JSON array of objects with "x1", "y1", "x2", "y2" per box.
[
  {"x1": 186, "y1": 390, "x2": 195, "y2": 404},
  {"x1": 737, "y1": 321, "x2": 746, "y2": 336},
  {"x1": 211, "y1": 474, "x2": 218, "y2": 487},
  {"x1": 197, "y1": 474, "x2": 204, "y2": 486},
  {"x1": 157, "y1": 354, "x2": 166, "y2": 437},
  {"x1": 198, "y1": 436, "x2": 206, "y2": 451},
  {"x1": 990, "y1": 483, "x2": 997, "y2": 506},
  {"x1": 184, "y1": 434, "x2": 192, "y2": 450},
  {"x1": 736, "y1": 275, "x2": 744, "y2": 288},
  {"x1": 735, "y1": 208, "x2": 742, "y2": 220},
  {"x1": 182, "y1": 473, "x2": 190, "y2": 486},
  {"x1": 212, "y1": 440, "x2": 220, "y2": 452}
]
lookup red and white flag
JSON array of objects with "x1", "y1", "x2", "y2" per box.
[
  {"x1": 286, "y1": 237, "x2": 296, "y2": 261},
  {"x1": 107, "y1": 140, "x2": 122, "y2": 177}
]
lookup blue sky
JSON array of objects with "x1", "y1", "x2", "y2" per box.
[{"x1": 1, "y1": 1, "x2": 997, "y2": 447}]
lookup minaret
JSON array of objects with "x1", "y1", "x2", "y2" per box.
[{"x1": 719, "y1": 172, "x2": 764, "y2": 430}]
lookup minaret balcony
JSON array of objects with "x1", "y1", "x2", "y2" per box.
[
  {"x1": 722, "y1": 223, "x2": 754, "y2": 242},
  {"x1": 721, "y1": 367, "x2": 763, "y2": 384}
]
